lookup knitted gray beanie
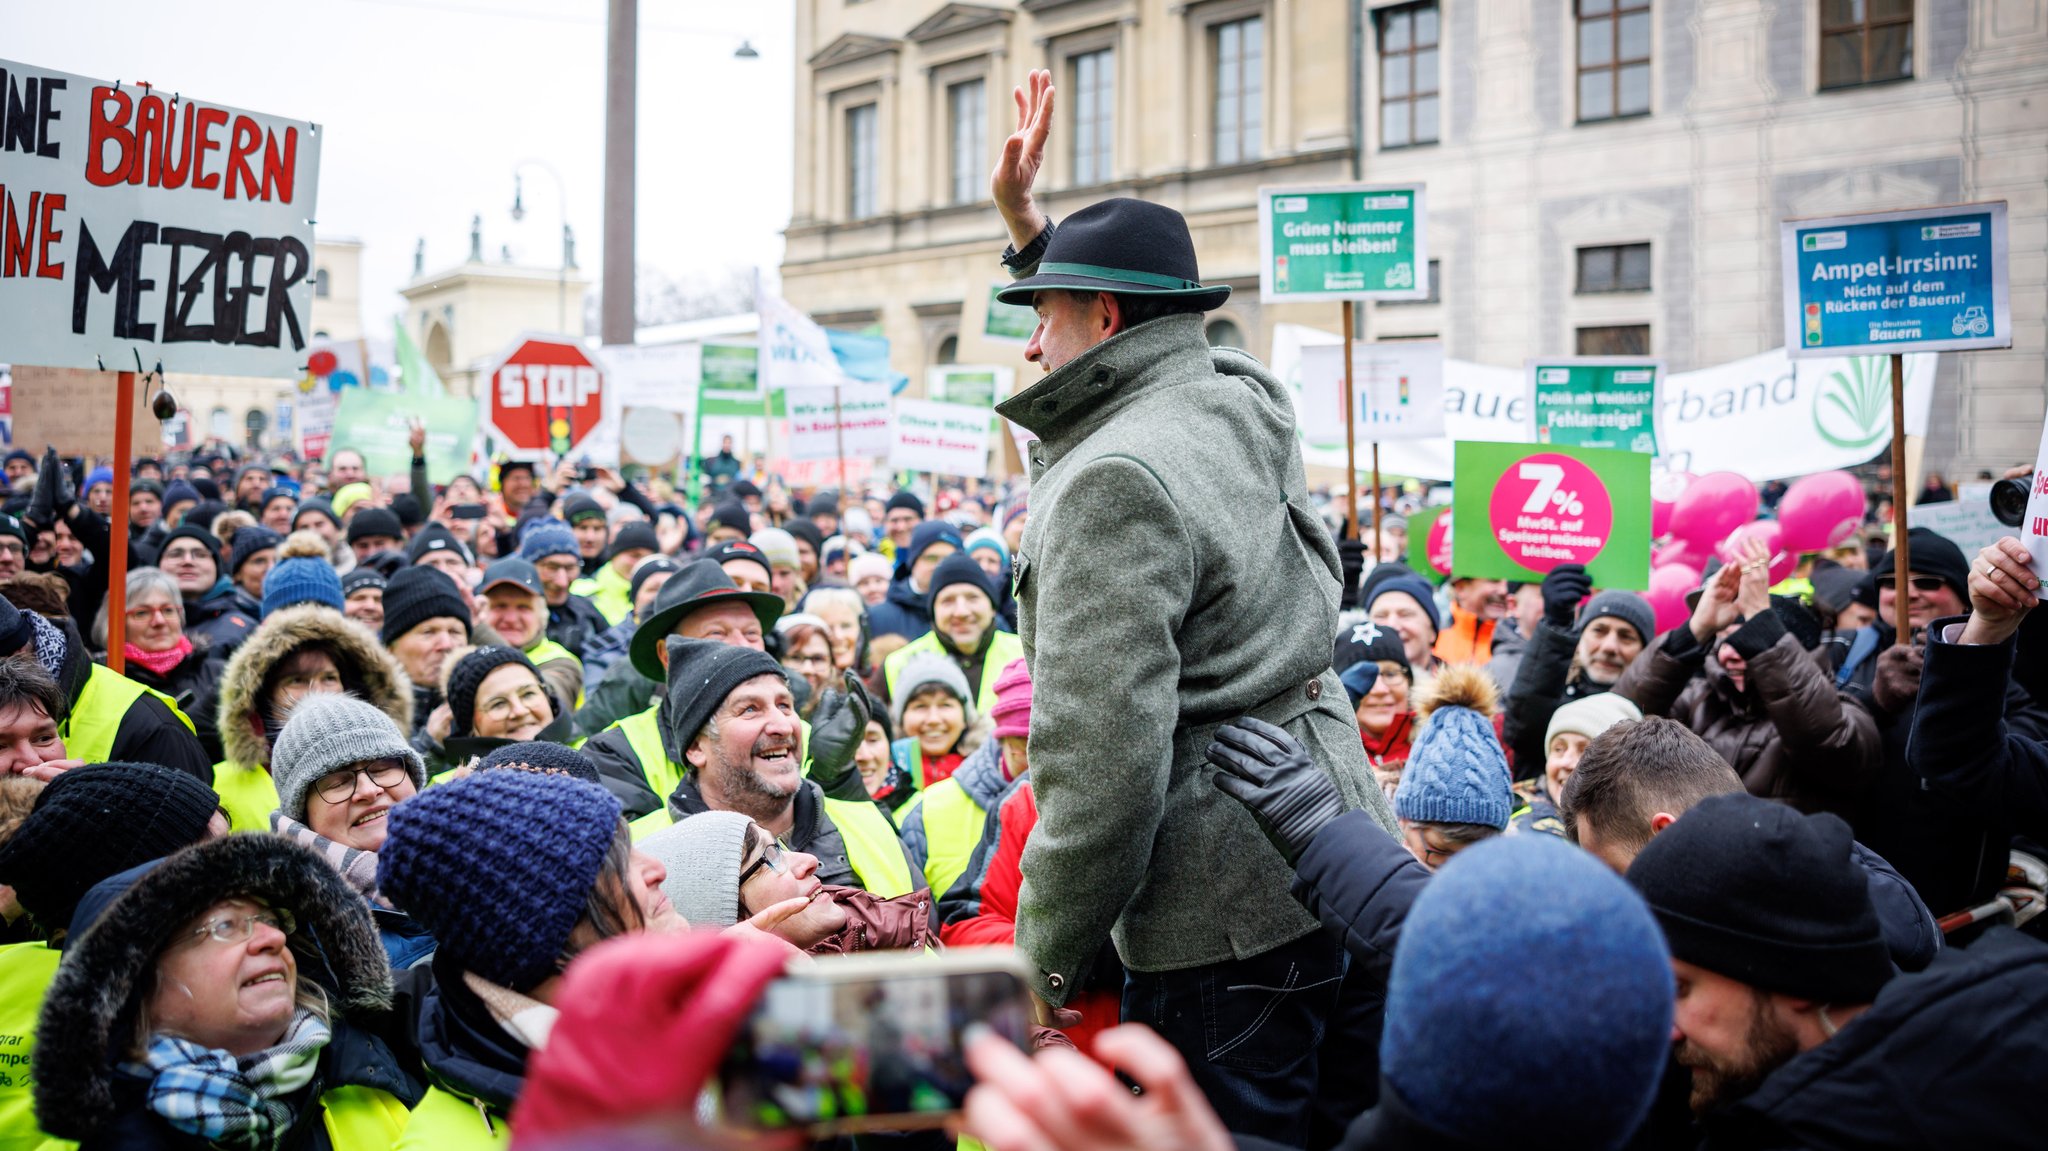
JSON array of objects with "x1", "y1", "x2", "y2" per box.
[
  {"x1": 268, "y1": 693, "x2": 426, "y2": 820},
  {"x1": 641, "y1": 811, "x2": 752, "y2": 929},
  {"x1": 891, "y1": 651, "x2": 976, "y2": 729}
]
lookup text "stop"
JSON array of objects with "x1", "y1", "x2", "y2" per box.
[{"x1": 498, "y1": 364, "x2": 599, "y2": 408}]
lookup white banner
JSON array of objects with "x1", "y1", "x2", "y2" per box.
[
  {"x1": 890, "y1": 398, "x2": 993, "y2": 478},
  {"x1": 786, "y1": 383, "x2": 891, "y2": 462},
  {"x1": 0, "y1": 60, "x2": 322, "y2": 378},
  {"x1": 596, "y1": 342, "x2": 700, "y2": 470},
  {"x1": 1297, "y1": 341, "x2": 1446, "y2": 445},
  {"x1": 1271, "y1": 324, "x2": 1935, "y2": 482},
  {"x1": 758, "y1": 292, "x2": 853, "y2": 390}
]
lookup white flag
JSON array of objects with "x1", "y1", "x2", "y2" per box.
[{"x1": 758, "y1": 292, "x2": 854, "y2": 389}]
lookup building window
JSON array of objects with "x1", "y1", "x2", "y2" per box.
[
  {"x1": 1070, "y1": 48, "x2": 1115, "y2": 186},
  {"x1": 1576, "y1": 244, "x2": 1652, "y2": 293},
  {"x1": 846, "y1": 103, "x2": 878, "y2": 219},
  {"x1": 1577, "y1": 324, "x2": 1651, "y2": 355},
  {"x1": 1820, "y1": 0, "x2": 1912, "y2": 90},
  {"x1": 1378, "y1": 3, "x2": 1439, "y2": 148},
  {"x1": 948, "y1": 80, "x2": 987, "y2": 205},
  {"x1": 1213, "y1": 17, "x2": 1263, "y2": 165},
  {"x1": 935, "y1": 335, "x2": 959, "y2": 365},
  {"x1": 1382, "y1": 259, "x2": 1443, "y2": 306},
  {"x1": 1577, "y1": 0, "x2": 1651, "y2": 122},
  {"x1": 1205, "y1": 318, "x2": 1246, "y2": 347},
  {"x1": 313, "y1": 268, "x2": 330, "y2": 298},
  {"x1": 209, "y1": 407, "x2": 233, "y2": 441}
]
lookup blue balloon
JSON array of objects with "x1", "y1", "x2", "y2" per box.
[
  {"x1": 368, "y1": 365, "x2": 390, "y2": 387},
  {"x1": 331, "y1": 370, "x2": 360, "y2": 389}
]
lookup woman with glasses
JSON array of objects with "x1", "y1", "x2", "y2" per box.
[
  {"x1": 33, "y1": 834, "x2": 423, "y2": 1150},
  {"x1": 413, "y1": 646, "x2": 573, "y2": 778},
  {"x1": 214, "y1": 605, "x2": 413, "y2": 835},
  {"x1": 642, "y1": 810, "x2": 937, "y2": 955},
  {"x1": 266, "y1": 693, "x2": 436, "y2": 970},
  {"x1": 772, "y1": 616, "x2": 836, "y2": 717},
  {"x1": 91, "y1": 567, "x2": 229, "y2": 764}
]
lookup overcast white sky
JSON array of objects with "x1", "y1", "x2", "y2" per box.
[{"x1": 8, "y1": 0, "x2": 795, "y2": 335}]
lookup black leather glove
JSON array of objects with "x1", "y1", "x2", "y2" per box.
[
  {"x1": 1207, "y1": 716, "x2": 1344, "y2": 865},
  {"x1": 1540, "y1": 563, "x2": 1592, "y2": 628},
  {"x1": 1337, "y1": 538, "x2": 1367, "y2": 610},
  {"x1": 806, "y1": 671, "x2": 871, "y2": 799},
  {"x1": 24, "y1": 448, "x2": 73, "y2": 529}
]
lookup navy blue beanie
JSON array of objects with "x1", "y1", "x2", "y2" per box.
[
  {"x1": 1366, "y1": 573, "x2": 1441, "y2": 634},
  {"x1": 476, "y1": 741, "x2": 602, "y2": 785},
  {"x1": 1384, "y1": 835, "x2": 1672, "y2": 1150},
  {"x1": 228, "y1": 526, "x2": 283, "y2": 576},
  {"x1": 904, "y1": 520, "x2": 964, "y2": 570},
  {"x1": 926, "y1": 551, "x2": 993, "y2": 616},
  {"x1": 378, "y1": 772, "x2": 622, "y2": 992}
]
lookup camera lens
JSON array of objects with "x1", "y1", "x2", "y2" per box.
[{"x1": 1989, "y1": 476, "x2": 2031, "y2": 528}]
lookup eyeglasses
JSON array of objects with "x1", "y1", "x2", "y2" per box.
[
  {"x1": 160, "y1": 546, "x2": 214, "y2": 564},
  {"x1": 0, "y1": 542, "x2": 22, "y2": 557},
  {"x1": 481, "y1": 684, "x2": 550, "y2": 720},
  {"x1": 738, "y1": 837, "x2": 791, "y2": 886},
  {"x1": 785, "y1": 653, "x2": 833, "y2": 670},
  {"x1": 1906, "y1": 576, "x2": 1946, "y2": 593},
  {"x1": 189, "y1": 907, "x2": 296, "y2": 945},
  {"x1": 126, "y1": 604, "x2": 180, "y2": 622},
  {"x1": 313, "y1": 760, "x2": 412, "y2": 803},
  {"x1": 534, "y1": 559, "x2": 581, "y2": 577}
]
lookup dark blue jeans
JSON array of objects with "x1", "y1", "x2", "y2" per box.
[{"x1": 1123, "y1": 930, "x2": 1382, "y2": 1149}]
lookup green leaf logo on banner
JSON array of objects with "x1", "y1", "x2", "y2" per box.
[{"x1": 1812, "y1": 356, "x2": 1892, "y2": 450}]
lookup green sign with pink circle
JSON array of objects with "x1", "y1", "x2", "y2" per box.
[{"x1": 1452, "y1": 441, "x2": 1651, "y2": 590}]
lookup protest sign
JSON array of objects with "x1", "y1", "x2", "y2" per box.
[
  {"x1": 760, "y1": 292, "x2": 853, "y2": 389},
  {"x1": 891, "y1": 399, "x2": 993, "y2": 478},
  {"x1": 1259, "y1": 184, "x2": 1428, "y2": 302},
  {"x1": 2021, "y1": 414, "x2": 2048, "y2": 573},
  {"x1": 8, "y1": 366, "x2": 156, "y2": 455},
  {"x1": 1781, "y1": 201, "x2": 2010, "y2": 358},
  {"x1": 1453, "y1": 442, "x2": 1651, "y2": 589},
  {"x1": 0, "y1": 60, "x2": 322, "y2": 378},
  {"x1": 785, "y1": 383, "x2": 891, "y2": 462},
  {"x1": 928, "y1": 365, "x2": 1011, "y2": 409},
  {"x1": 1528, "y1": 358, "x2": 1663, "y2": 454},
  {"x1": 330, "y1": 389, "x2": 477, "y2": 479},
  {"x1": 983, "y1": 284, "x2": 1037, "y2": 343},
  {"x1": 1908, "y1": 490, "x2": 2010, "y2": 559},
  {"x1": 619, "y1": 407, "x2": 686, "y2": 469},
  {"x1": 1298, "y1": 342, "x2": 1445, "y2": 445},
  {"x1": 599, "y1": 343, "x2": 698, "y2": 468},
  {"x1": 1406, "y1": 505, "x2": 1451, "y2": 579},
  {"x1": 296, "y1": 388, "x2": 335, "y2": 459}
]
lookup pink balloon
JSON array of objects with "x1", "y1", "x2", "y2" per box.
[
  {"x1": 1652, "y1": 538, "x2": 1706, "y2": 571},
  {"x1": 1651, "y1": 471, "x2": 1696, "y2": 540},
  {"x1": 1671, "y1": 472, "x2": 1759, "y2": 547},
  {"x1": 1425, "y1": 511, "x2": 1454, "y2": 577},
  {"x1": 1776, "y1": 470, "x2": 1867, "y2": 553},
  {"x1": 1645, "y1": 563, "x2": 1701, "y2": 634},
  {"x1": 1718, "y1": 520, "x2": 1797, "y2": 584}
]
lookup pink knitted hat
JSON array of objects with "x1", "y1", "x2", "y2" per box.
[{"x1": 990, "y1": 658, "x2": 1034, "y2": 740}]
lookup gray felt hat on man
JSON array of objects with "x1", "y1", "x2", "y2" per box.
[
  {"x1": 267, "y1": 692, "x2": 427, "y2": 821},
  {"x1": 641, "y1": 810, "x2": 752, "y2": 929}
]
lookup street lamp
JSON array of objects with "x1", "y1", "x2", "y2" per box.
[{"x1": 511, "y1": 160, "x2": 575, "y2": 334}]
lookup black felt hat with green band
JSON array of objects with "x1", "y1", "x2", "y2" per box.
[{"x1": 996, "y1": 198, "x2": 1232, "y2": 312}]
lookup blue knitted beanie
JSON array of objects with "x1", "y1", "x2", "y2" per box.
[
  {"x1": 377, "y1": 772, "x2": 622, "y2": 992},
  {"x1": 1395, "y1": 667, "x2": 1512, "y2": 829},
  {"x1": 261, "y1": 556, "x2": 344, "y2": 617},
  {"x1": 1384, "y1": 835, "x2": 1673, "y2": 1150},
  {"x1": 228, "y1": 526, "x2": 283, "y2": 576},
  {"x1": 519, "y1": 519, "x2": 579, "y2": 564},
  {"x1": 1365, "y1": 573, "x2": 1442, "y2": 634}
]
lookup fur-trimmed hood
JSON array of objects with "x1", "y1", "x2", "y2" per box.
[
  {"x1": 34, "y1": 834, "x2": 394, "y2": 1141},
  {"x1": 215, "y1": 605, "x2": 413, "y2": 767}
]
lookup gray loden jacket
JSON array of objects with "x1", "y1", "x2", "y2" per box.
[{"x1": 998, "y1": 310, "x2": 1398, "y2": 1006}]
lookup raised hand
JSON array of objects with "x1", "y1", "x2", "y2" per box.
[
  {"x1": 1960, "y1": 537, "x2": 2042, "y2": 646},
  {"x1": 1734, "y1": 539, "x2": 1773, "y2": 620},
  {"x1": 1689, "y1": 560, "x2": 1742, "y2": 644},
  {"x1": 991, "y1": 69, "x2": 1055, "y2": 251}
]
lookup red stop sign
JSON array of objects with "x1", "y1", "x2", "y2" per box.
[{"x1": 484, "y1": 336, "x2": 606, "y2": 458}]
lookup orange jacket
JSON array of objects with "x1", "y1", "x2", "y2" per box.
[{"x1": 1432, "y1": 605, "x2": 1497, "y2": 667}]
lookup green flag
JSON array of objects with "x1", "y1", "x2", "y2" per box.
[{"x1": 394, "y1": 318, "x2": 445, "y2": 399}]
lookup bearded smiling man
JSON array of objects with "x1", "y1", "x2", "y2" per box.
[{"x1": 655, "y1": 637, "x2": 918, "y2": 892}]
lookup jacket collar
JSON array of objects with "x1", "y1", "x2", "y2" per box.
[
  {"x1": 667, "y1": 771, "x2": 825, "y2": 847},
  {"x1": 418, "y1": 951, "x2": 529, "y2": 1112},
  {"x1": 952, "y1": 738, "x2": 1011, "y2": 808},
  {"x1": 995, "y1": 314, "x2": 1214, "y2": 471}
]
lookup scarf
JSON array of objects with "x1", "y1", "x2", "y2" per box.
[
  {"x1": 270, "y1": 811, "x2": 389, "y2": 908},
  {"x1": 463, "y1": 970, "x2": 559, "y2": 1051},
  {"x1": 25, "y1": 611, "x2": 66, "y2": 681},
  {"x1": 125, "y1": 634, "x2": 194, "y2": 677},
  {"x1": 126, "y1": 1008, "x2": 331, "y2": 1151}
]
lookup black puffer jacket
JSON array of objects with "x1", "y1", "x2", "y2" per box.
[
  {"x1": 121, "y1": 642, "x2": 228, "y2": 764},
  {"x1": 1698, "y1": 926, "x2": 2048, "y2": 1149},
  {"x1": 182, "y1": 581, "x2": 259, "y2": 655}
]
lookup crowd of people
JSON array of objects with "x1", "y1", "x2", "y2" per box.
[{"x1": 0, "y1": 66, "x2": 2042, "y2": 1151}]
